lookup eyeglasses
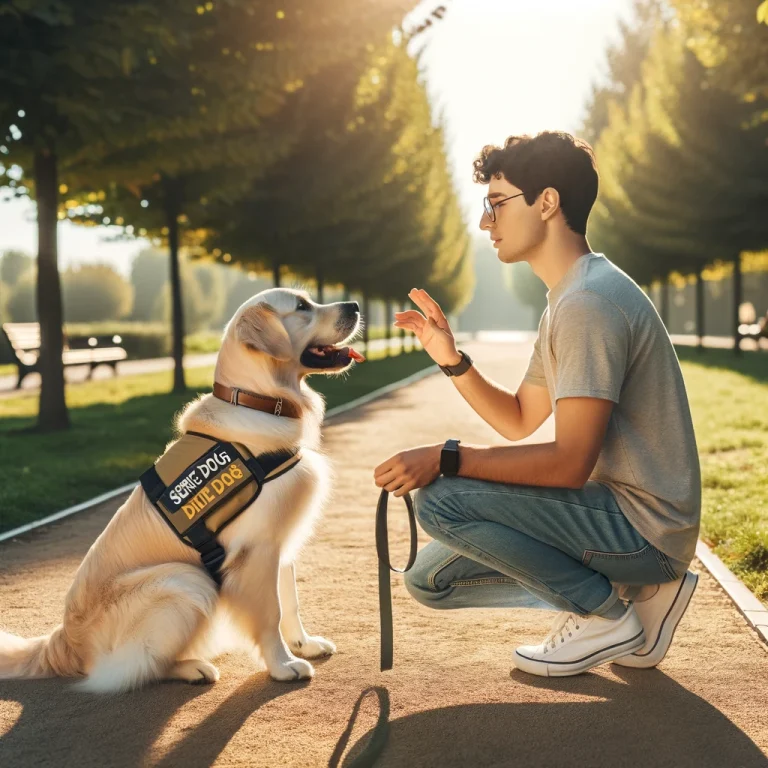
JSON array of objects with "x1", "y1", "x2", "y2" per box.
[{"x1": 483, "y1": 192, "x2": 525, "y2": 222}]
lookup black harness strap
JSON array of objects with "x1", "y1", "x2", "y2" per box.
[{"x1": 375, "y1": 489, "x2": 417, "y2": 672}]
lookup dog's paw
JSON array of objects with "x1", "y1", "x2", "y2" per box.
[
  {"x1": 168, "y1": 659, "x2": 220, "y2": 685},
  {"x1": 289, "y1": 635, "x2": 337, "y2": 659},
  {"x1": 269, "y1": 658, "x2": 315, "y2": 682}
]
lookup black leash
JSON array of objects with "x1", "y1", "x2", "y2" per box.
[{"x1": 376, "y1": 489, "x2": 418, "y2": 672}]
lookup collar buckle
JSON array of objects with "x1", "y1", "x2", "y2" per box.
[
  {"x1": 274, "y1": 397, "x2": 283, "y2": 417},
  {"x1": 230, "y1": 387, "x2": 241, "y2": 406}
]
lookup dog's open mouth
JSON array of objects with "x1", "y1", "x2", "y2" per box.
[{"x1": 300, "y1": 343, "x2": 366, "y2": 369}]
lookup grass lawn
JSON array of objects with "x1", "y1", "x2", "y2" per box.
[
  {"x1": 676, "y1": 346, "x2": 768, "y2": 604},
  {"x1": 0, "y1": 346, "x2": 433, "y2": 534}
]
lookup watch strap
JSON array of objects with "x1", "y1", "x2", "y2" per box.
[{"x1": 439, "y1": 350, "x2": 473, "y2": 377}]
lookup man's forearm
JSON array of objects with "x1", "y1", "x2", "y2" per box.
[
  {"x1": 456, "y1": 442, "x2": 585, "y2": 489},
  {"x1": 448, "y1": 364, "x2": 526, "y2": 440}
]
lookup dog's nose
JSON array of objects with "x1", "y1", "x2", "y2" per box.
[{"x1": 345, "y1": 301, "x2": 360, "y2": 314}]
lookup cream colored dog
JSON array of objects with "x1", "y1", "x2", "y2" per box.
[{"x1": 0, "y1": 288, "x2": 364, "y2": 692}]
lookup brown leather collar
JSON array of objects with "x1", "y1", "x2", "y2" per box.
[{"x1": 212, "y1": 382, "x2": 301, "y2": 418}]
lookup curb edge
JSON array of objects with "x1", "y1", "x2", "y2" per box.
[{"x1": 695, "y1": 540, "x2": 768, "y2": 647}]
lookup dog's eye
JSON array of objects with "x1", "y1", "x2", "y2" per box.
[{"x1": 296, "y1": 298, "x2": 311, "y2": 312}]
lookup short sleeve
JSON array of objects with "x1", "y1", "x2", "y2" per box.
[
  {"x1": 551, "y1": 292, "x2": 630, "y2": 403},
  {"x1": 523, "y1": 311, "x2": 547, "y2": 387}
]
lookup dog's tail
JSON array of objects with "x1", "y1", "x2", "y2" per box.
[{"x1": 0, "y1": 625, "x2": 79, "y2": 679}]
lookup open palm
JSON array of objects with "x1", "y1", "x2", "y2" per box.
[{"x1": 394, "y1": 288, "x2": 460, "y2": 367}]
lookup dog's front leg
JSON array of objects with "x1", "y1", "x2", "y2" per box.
[
  {"x1": 279, "y1": 562, "x2": 336, "y2": 659},
  {"x1": 223, "y1": 544, "x2": 313, "y2": 681}
]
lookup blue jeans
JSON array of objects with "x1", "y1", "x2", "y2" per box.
[{"x1": 406, "y1": 476, "x2": 688, "y2": 618}]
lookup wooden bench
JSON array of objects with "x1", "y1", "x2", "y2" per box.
[{"x1": 0, "y1": 322, "x2": 127, "y2": 389}]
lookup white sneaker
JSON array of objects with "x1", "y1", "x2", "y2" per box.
[
  {"x1": 513, "y1": 603, "x2": 645, "y2": 677},
  {"x1": 612, "y1": 571, "x2": 698, "y2": 669}
]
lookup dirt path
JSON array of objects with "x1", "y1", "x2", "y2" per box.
[{"x1": 1, "y1": 341, "x2": 767, "y2": 767}]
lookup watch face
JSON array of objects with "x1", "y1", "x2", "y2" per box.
[{"x1": 441, "y1": 447, "x2": 459, "y2": 475}]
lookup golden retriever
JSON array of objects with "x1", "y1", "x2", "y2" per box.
[{"x1": 0, "y1": 288, "x2": 364, "y2": 692}]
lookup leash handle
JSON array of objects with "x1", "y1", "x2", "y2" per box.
[{"x1": 376, "y1": 488, "x2": 417, "y2": 671}]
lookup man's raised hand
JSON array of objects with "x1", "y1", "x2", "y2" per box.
[{"x1": 394, "y1": 288, "x2": 461, "y2": 367}]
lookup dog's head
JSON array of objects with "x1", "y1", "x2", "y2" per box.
[{"x1": 230, "y1": 288, "x2": 364, "y2": 376}]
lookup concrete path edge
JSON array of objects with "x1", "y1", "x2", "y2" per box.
[{"x1": 695, "y1": 540, "x2": 768, "y2": 646}]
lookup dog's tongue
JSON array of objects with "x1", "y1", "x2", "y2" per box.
[{"x1": 345, "y1": 347, "x2": 366, "y2": 363}]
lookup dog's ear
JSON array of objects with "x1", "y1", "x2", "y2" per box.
[{"x1": 236, "y1": 304, "x2": 293, "y2": 362}]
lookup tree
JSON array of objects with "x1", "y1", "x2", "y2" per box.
[
  {"x1": 0, "y1": 249, "x2": 33, "y2": 287},
  {"x1": 62, "y1": 0, "x2": 419, "y2": 392},
  {"x1": 62, "y1": 264, "x2": 133, "y2": 323}
]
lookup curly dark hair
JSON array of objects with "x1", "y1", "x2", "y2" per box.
[{"x1": 472, "y1": 131, "x2": 598, "y2": 235}]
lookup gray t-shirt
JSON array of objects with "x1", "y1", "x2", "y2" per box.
[{"x1": 524, "y1": 252, "x2": 701, "y2": 567}]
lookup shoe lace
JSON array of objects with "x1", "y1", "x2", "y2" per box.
[{"x1": 542, "y1": 612, "x2": 581, "y2": 654}]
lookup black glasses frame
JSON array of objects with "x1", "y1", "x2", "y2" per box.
[{"x1": 483, "y1": 192, "x2": 525, "y2": 222}]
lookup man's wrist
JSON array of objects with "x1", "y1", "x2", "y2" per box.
[{"x1": 444, "y1": 351, "x2": 462, "y2": 367}]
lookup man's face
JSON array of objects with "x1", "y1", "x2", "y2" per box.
[{"x1": 479, "y1": 174, "x2": 545, "y2": 264}]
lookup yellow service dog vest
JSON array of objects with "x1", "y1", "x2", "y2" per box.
[{"x1": 140, "y1": 431, "x2": 302, "y2": 584}]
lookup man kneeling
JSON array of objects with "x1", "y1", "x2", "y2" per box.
[{"x1": 374, "y1": 131, "x2": 700, "y2": 677}]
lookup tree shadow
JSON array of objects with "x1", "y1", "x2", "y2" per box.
[
  {"x1": 0, "y1": 668, "x2": 306, "y2": 768},
  {"x1": 338, "y1": 669, "x2": 768, "y2": 768}
]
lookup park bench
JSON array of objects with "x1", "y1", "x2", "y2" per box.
[{"x1": 0, "y1": 322, "x2": 127, "y2": 389}]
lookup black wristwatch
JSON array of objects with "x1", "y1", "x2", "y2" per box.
[
  {"x1": 440, "y1": 439, "x2": 461, "y2": 477},
  {"x1": 439, "y1": 349, "x2": 473, "y2": 377}
]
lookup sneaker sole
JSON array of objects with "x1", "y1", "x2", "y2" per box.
[
  {"x1": 513, "y1": 629, "x2": 645, "y2": 678},
  {"x1": 612, "y1": 572, "x2": 698, "y2": 669}
]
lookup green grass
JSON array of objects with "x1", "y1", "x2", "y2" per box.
[
  {"x1": 0, "y1": 346, "x2": 433, "y2": 533},
  {"x1": 676, "y1": 346, "x2": 768, "y2": 604}
]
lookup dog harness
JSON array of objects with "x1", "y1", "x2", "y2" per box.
[{"x1": 140, "y1": 431, "x2": 302, "y2": 585}]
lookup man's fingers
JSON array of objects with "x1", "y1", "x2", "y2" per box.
[
  {"x1": 394, "y1": 310, "x2": 425, "y2": 325},
  {"x1": 409, "y1": 288, "x2": 447, "y2": 323},
  {"x1": 374, "y1": 469, "x2": 399, "y2": 487}
]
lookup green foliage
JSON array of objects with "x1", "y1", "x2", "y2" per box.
[
  {"x1": 585, "y1": 8, "x2": 768, "y2": 285},
  {"x1": 0, "y1": 249, "x2": 33, "y2": 287},
  {"x1": 6, "y1": 271, "x2": 36, "y2": 322},
  {"x1": 61, "y1": 264, "x2": 133, "y2": 322}
]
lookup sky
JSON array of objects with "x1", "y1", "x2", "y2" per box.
[{"x1": 0, "y1": 0, "x2": 634, "y2": 277}]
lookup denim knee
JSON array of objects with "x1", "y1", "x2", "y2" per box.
[
  {"x1": 412, "y1": 477, "x2": 452, "y2": 530},
  {"x1": 403, "y1": 556, "x2": 441, "y2": 608}
]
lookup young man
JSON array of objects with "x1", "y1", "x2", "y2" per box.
[{"x1": 373, "y1": 131, "x2": 701, "y2": 678}]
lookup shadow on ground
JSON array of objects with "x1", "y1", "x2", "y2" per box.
[
  {"x1": 0, "y1": 671, "x2": 306, "y2": 768},
  {"x1": 339, "y1": 668, "x2": 768, "y2": 768}
]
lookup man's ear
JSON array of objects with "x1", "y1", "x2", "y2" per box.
[
  {"x1": 540, "y1": 187, "x2": 560, "y2": 222},
  {"x1": 236, "y1": 304, "x2": 294, "y2": 362}
]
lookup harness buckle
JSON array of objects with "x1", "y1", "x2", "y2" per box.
[
  {"x1": 274, "y1": 397, "x2": 283, "y2": 417},
  {"x1": 230, "y1": 387, "x2": 241, "y2": 406}
]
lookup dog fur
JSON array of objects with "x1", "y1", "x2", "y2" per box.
[{"x1": 0, "y1": 288, "x2": 363, "y2": 692}]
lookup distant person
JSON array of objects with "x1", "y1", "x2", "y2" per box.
[{"x1": 374, "y1": 131, "x2": 701, "y2": 677}]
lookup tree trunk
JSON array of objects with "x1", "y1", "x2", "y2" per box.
[
  {"x1": 34, "y1": 146, "x2": 69, "y2": 432},
  {"x1": 273, "y1": 260, "x2": 281, "y2": 287},
  {"x1": 316, "y1": 263, "x2": 324, "y2": 304},
  {"x1": 696, "y1": 268, "x2": 705, "y2": 353},
  {"x1": 733, "y1": 253, "x2": 742, "y2": 356},
  {"x1": 400, "y1": 300, "x2": 407, "y2": 351},
  {"x1": 164, "y1": 177, "x2": 186, "y2": 393},
  {"x1": 659, "y1": 279, "x2": 669, "y2": 329},
  {"x1": 385, "y1": 299, "x2": 392, "y2": 358},
  {"x1": 362, "y1": 292, "x2": 370, "y2": 357}
]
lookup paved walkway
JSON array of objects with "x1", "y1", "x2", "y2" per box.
[{"x1": 1, "y1": 340, "x2": 767, "y2": 767}]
